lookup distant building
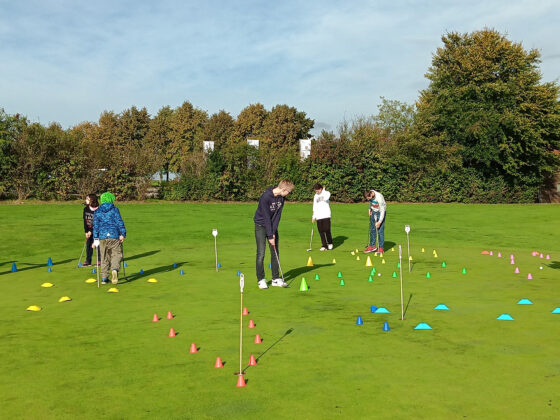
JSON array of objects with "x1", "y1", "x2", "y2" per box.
[
  {"x1": 203, "y1": 141, "x2": 215, "y2": 153},
  {"x1": 299, "y1": 139, "x2": 312, "y2": 160},
  {"x1": 247, "y1": 139, "x2": 260, "y2": 148}
]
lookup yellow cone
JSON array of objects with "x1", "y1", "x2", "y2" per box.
[
  {"x1": 365, "y1": 256, "x2": 373, "y2": 267},
  {"x1": 380, "y1": 253, "x2": 384, "y2": 258},
  {"x1": 58, "y1": 296, "x2": 71, "y2": 303},
  {"x1": 356, "y1": 256, "x2": 360, "y2": 261},
  {"x1": 432, "y1": 249, "x2": 437, "y2": 255},
  {"x1": 306, "y1": 256, "x2": 314, "y2": 267},
  {"x1": 107, "y1": 287, "x2": 119, "y2": 293},
  {"x1": 147, "y1": 278, "x2": 158, "y2": 283},
  {"x1": 85, "y1": 278, "x2": 96, "y2": 283},
  {"x1": 382, "y1": 259, "x2": 386, "y2": 264},
  {"x1": 26, "y1": 305, "x2": 41, "y2": 311},
  {"x1": 391, "y1": 248, "x2": 395, "y2": 252},
  {"x1": 434, "y1": 253, "x2": 438, "y2": 258},
  {"x1": 355, "y1": 249, "x2": 359, "y2": 253},
  {"x1": 41, "y1": 282, "x2": 53, "y2": 288},
  {"x1": 351, "y1": 251, "x2": 355, "y2": 256},
  {"x1": 409, "y1": 255, "x2": 413, "y2": 261},
  {"x1": 332, "y1": 258, "x2": 336, "y2": 264},
  {"x1": 421, "y1": 248, "x2": 425, "y2": 253}
]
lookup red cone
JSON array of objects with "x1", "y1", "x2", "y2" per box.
[
  {"x1": 168, "y1": 328, "x2": 176, "y2": 337},
  {"x1": 214, "y1": 357, "x2": 223, "y2": 368},
  {"x1": 242, "y1": 307, "x2": 249, "y2": 315},
  {"x1": 236, "y1": 374, "x2": 246, "y2": 387},
  {"x1": 152, "y1": 313, "x2": 159, "y2": 322},
  {"x1": 190, "y1": 343, "x2": 198, "y2": 353},
  {"x1": 166, "y1": 311, "x2": 173, "y2": 320},
  {"x1": 248, "y1": 354, "x2": 257, "y2": 366},
  {"x1": 248, "y1": 319, "x2": 255, "y2": 328},
  {"x1": 254, "y1": 334, "x2": 262, "y2": 344}
]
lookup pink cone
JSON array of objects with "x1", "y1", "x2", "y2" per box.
[
  {"x1": 532, "y1": 251, "x2": 537, "y2": 257},
  {"x1": 497, "y1": 252, "x2": 502, "y2": 258},
  {"x1": 510, "y1": 260, "x2": 515, "y2": 265},
  {"x1": 540, "y1": 253, "x2": 544, "y2": 259},
  {"x1": 489, "y1": 251, "x2": 493, "y2": 256},
  {"x1": 514, "y1": 267, "x2": 520, "y2": 274},
  {"x1": 527, "y1": 273, "x2": 533, "y2": 280},
  {"x1": 546, "y1": 254, "x2": 551, "y2": 260}
]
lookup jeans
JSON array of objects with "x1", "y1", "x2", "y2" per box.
[
  {"x1": 255, "y1": 223, "x2": 279, "y2": 282},
  {"x1": 369, "y1": 213, "x2": 385, "y2": 249},
  {"x1": 316, "y1": 218, "x2": 333, "y2": 248}
]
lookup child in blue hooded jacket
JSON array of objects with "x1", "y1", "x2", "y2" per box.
[{"x1": 92, "y1": 192, "x2": 126, "y2": 284}]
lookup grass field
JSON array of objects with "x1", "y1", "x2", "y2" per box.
[{"x1": 0, "y1": 202, "x2": 559, "y2": 419}]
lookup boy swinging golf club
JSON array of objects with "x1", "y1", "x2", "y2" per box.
[{"x1": 253, "y1": 180, "x2": 294, "y2": 289}]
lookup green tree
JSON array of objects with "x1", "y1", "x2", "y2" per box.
[
  {"x1": 145, "y1": 106, "x2": 174, "y2": 181},
  {"x1": 168, "y1": 101, "x2": 208, "y2": 172},
  {"x1": 234, "y1": 103, "x2": 268, "y2": 142},
  {"x1": 262, "y1": 105, "x2": 314, "y2": 149},
  {"x1": 0, "y1": 109, "x2": 27, "y2": 198},
  {"x1": 200, "y1": 110, "x2": 235, "y2": 149},
  {"x1": 416, "y1": 29, "x2": 560, "y2": 190}
]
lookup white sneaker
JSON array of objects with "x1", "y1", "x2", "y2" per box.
[
  {"x1": 271, "y1": 278, "x2": 288, "y2": 288},
  {"x1": 258, "y1": 279, "x2": 269, "y2": 289},
  {"x1": 328, "y1": 244, "x2": 333, "y2": 250},
  {"x1": 320, "y1": 247, "x2": 326, "y2": 251}
]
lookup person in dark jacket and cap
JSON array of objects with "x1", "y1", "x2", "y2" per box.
[{"x1": 92, "y1": 192, "x2": 126, "y2": 284}]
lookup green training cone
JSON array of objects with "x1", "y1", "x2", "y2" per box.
[
  {"x1": 368, "y1": 275, "x2": 373, "y2": 282},
  {"x1": 337, "y1": 271, "x2": 343, "y2": 278},
  {"x1": 314, "y1": 274, "x2": 320, "y2": 280},
  {"x1": 392, "y1": 271, "x2": 397, "y2": 278},
  {"x1": 462, "y1": 267, "x2": 467, "y2": 274},
  {"x1": 441, "y1": 261, "x2": 446, "y2": 268},
  {"x1": 426, "y1": 272, "x2": 431, "y2": 278},
  {"x1": 339, "y1": 278, "x2": 345, "y2": 286},
  {"x1": 397, "y1": 262, "x2": 401, "y2": 268},
  {"x1": 300, "y1": 278, "x2": 309, "y2": 291}
]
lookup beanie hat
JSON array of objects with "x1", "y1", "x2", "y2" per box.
[{"x1": 100, "y1": 192, "x2": 116, "y2": 204}]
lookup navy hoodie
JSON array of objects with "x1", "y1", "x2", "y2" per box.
[{"x1": 253, "y1": 187, "x2": 285, "y2": 238}]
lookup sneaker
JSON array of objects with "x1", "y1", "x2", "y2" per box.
[
  {"x1": 82, "y1": 262, "x2": 91, "y2": 267},
  {"x1": 320, "y1": 247, "x2": 326, "y2": 251},
  {"x1": 111, "y1": 269, "x2": 118, "y2": 285},
  {"x1": 101, "y1": 278, "x2": 108, "y2": 284},
  {"x1": 96, "y1": 261, "x2": 101, "y2": 266},
  {"x1": 364, "y1": 246, "x2": 377, "y2": 254},
  {"x1": 328, "y1": 244, "x2": 333, "y2": 250},
  {"x1": 378, "y1": 248, "x2": 384, "y2": 254},
  {"x1": 258, "y1": 279, "x2": 269, "y2": 289},
  {"x1": 271, "y1": 278, "x2": 288, "y2": 288}
]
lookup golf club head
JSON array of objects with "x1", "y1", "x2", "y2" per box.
[{"x1": 212, "y1": 228, "x2": 218, "y2": 237}]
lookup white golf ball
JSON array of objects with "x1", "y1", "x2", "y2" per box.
[
  {"x1": 378, "y1": 273, "x2": 381, "y2": 276},
  {"x1": 540, "y1": 266, "x2": 543, "y2": 270}
]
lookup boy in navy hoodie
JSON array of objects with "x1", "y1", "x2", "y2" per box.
[
  {"x1": 253, "y1": 180, "x2": 294, "y2": 289},
  {"x1": 92, "y1": 192, "x2": 126, "y2": 284}
]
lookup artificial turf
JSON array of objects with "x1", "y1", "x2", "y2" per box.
[{"x1": 0, "y1": 202, "x2": 559, "y2": 419}]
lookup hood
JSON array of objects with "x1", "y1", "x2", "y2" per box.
[{"x1": 98, "y1": 203, "x2": 115, "y2": 213}]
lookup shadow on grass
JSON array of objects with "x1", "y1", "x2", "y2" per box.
[
  {"x1": 0, "y1": 258, "x2": 74, "y2": 276},
  {"x1": 241, "y1": 328, "x2": 294, "y2": 373},
  {"x1": 119, "y1": 261, "x2": 186, "y2": 284},
  {"x1": 122, "y1": 250, "x2": 161, "y2": 262},
  {"x1": 403, "y1": 293, "x2": 413, "y2": 318},
  {"x1": 548, "y1": 261, "x2": 560, "y2": 270},
  {"x1": 332, "y1": 236, "x2": 348, "y2": 249},
  {"x1": 284, "y1": 264, "x2": 334, "y2": 284}
]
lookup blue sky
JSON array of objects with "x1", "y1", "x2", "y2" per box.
[{"x1": 1, "y1": 0, "x2": 559, "y2": 134}]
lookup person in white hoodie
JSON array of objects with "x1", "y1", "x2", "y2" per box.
[{"x1": 312, "y1": 183, "x2": 333, "y2": 251}]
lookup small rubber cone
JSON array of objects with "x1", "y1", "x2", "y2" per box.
[
  {"x1": 299, "y1": 278, "x2": 309, "y2": 291},
  {"x1": 392, "y1": 271, "x2": 397, "y2": 278},
  {"x1": 254, "y1": 334, "x2": 262, "y2": 344},
  {"x1": 381, "y1": 259, "x2": 386, "y2": 264},
  {"x1": 47, "y1": 267, "x2": 52, "y2": 273},
  {"x1": 409, "y1": 255, "x2": 413, "y2": 261},
  {"x1": 166, "y1": 311, "x2": 173, "y2": 320},
  {"x1": 248, "y1": 319, "x2": 255, "y2": 328},
  {"x1": 368, "y1": 275, "x2": 373, "y2": 282},
  {"x1": 173, "y1": 263, "x2": 177, "y2": 268},
  {"x1": 351, "y1": 251, "x2": 355, "y2": 256},
  {"x1": 365, "y1": 256, "x2": 373, "y2": 267},
  {"x1": 168, "y1": 328, "x2": 176, "y2": 337},
  {"x1": 489, "y1": 251, "x2": 493, "y2": 256},
  {"x1": 337, "y1": 271, "x2": 343, "y2": 278},
  {"x1": 92, "y1": 268, "x2": 96, "y2": 274},
  {"x1": 498, "y1": 252, "x2": 502, "y2": 257},
  {"x1": 391, "y1": 247, "x2": 395, "y2": 252},
  {"x1": 332, "y1": 258, "x2": 336, "y2": 263},
  {"x1": 355, "y1": 248, "x2": 359, "y2": 253},
  {"x1": 180, "y1": 269, "x2": 185, "y2": 275},
  {"x1": 78, "y1": 262, "x2": 82, "y2": 267},
  {"x1": 370, "y1": 268, "x2": 376, "y2": 275},
  {"x1": 217, "y1": 262, "x2": 222, "y2": 268},
  {"x1": 546, "y1": 254, "x2": 551, "y2": 260},
  {"x1": 248, "y1": 354, "x2": 257, "y2": 366},
  {"x1": 383, "y1": 321, "x2": 390, "y2": 331},
  {"x1": 236, "y1": 374, "x2": 246, "y2": 387},
  {"x1": 540, "y1": 253, "x2": 544, "y2": 259},
  {"x1": 432, "y1": 249, "x2": 437, "y2": 255},
  {"x1": 140, "y1": 269, "x2": 144, "y2": 274},
  {"x1": 339, "y1": 278, "x2": 345, "y2": 286},
  {"x1": 370, "y1": 305, "x2": 378, "y2": 313},
  {"x1": 314, "y1": 274, "x2": 320, "y2": 280},
  {"x1": 190, "y1": 343, "x2": 198, "y2": 353},
  {"x1": 124, "y1": 262, "x2": 128, "y2": 267},
  {"x1": 510, "y1": 260, "x2": 515, "y2": 265},
  {"x1": 242, "y1": 307, "x2": 249, "y2": 315},
  {"x1": 434, "y1": 253, "x2": 438, "y2": 258},
  {"x1": 380, "y1": 253, "x2": 384, "y2": 258},
  {"x1": 426, "y1": 272, "x2": 431, "y2": 278},
  {"x1": 47, "y1": 257, "x2": 53, "y2": 266},
  {"x1": 441, "y1": 261, "x2": 446, "y2": 268},
  {"x1": 462, "y1": 267, "x2": 467, "y2": 274},
  {"x1": 356, "y1": 316, "x2": 363, "y2": 325},
  {"x1": 397, "y1": 262, "x2": 401, "y2": 268},
  {"x1": 356, "y1": 256, "x2": 360, "y2": 261},
  {"x1": 306, "y1": 256, "x2": 313, "y2": 267},
  {"x1": 215, "y1": 357, "x2": 224, "y2": 368},
  {"x1": 421, "y1": 248, "x2": 425, "y2": 253},
  {"x1": 237, "y1": 270, "x2": 241, "y2": 276},
  {"x1": 152, "y1": 313, "x2": 159, "y2": 322},
  {"x1": 527, "y1": 273, "x2": 533, "y2": 280}
]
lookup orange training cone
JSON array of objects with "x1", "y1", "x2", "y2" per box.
[
  {"x1": 215, "y1": 357, "x2": 224, "y2": 368},
  {"x1": 248, "y1": 319, "x2": 255, "y2": 328},
  {"x1": 166, "y1": 311, "x2": 173, "y2": 320},
  {"x1": 254, "y1": 334, "x2": 262, "y2": 344},
  {"x1": 249, "y1": 354, "x2": 257, "y2": 366},
  {"x1": 190, "y1": 343, "x2": 198, "y2": 353},
  {"x1": 236, "y1": 374, "x2": 246, "y2": 387},
  {"x1": 168, "y1": 328, "x2": 176, "y2": 337},
  {"x1": 152, "y1": 313, "x2": 159, "y2": 322},
  {"x1": 242, "y1": 307, "x2": 249, "y2": 315}
]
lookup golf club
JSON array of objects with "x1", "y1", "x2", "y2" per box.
[
  {"x1": 399, "y1": 245, "x2": 404, "y2": 320},
  {"x1": 212, "y1": 229, "x2": 218, "y2": 272},
  {"x1": 96, "y1": 244, "x2": 100, "y2": 288},
  {"x1": 238, "y1": 273, "x2": 245, "y2": 377},
  {"x1": 272, "y1": 243, "x2": 285, "y2": 284},
  {"x1": 374, "y1": 213, "x2": 380, "y2": 254},
  {"x1": 306, "y1": 225, "x2": 314, "y2": 252},
  {"x1": 75, "y1": 240, "x2": 86, "y2": 268},
  {"x1": 405, "y1": 225, "x2": 411, "y2": 272},
  {"x1": 121, "y1": 242, "x2": 126, "y2": 277}
]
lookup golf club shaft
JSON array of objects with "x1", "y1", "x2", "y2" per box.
[
  {"x1": 239, "y1": 291, "x2": 243, "y2": 375},
  {"x1": 407, "y1": 233, "x2": 411, "y2": 273},
  {"x1": 76, "y1": 240, "x2": 86, "y2": 268},
  {"x1": 272, "y1": 244, "x2": 284, "y2": 281},
  {"x1": 307, "y1": 226, "x2": 314, "y2": 251},
  {"x1": 96, "y1": 244, "x2": 100, "y2": 288},
  {"x1": 399, "y1": 248, "x2": 404, "y2": 320},
  {"x1": 121, "y1": 242, "x2": 126, "y2": 277},
  {"x1": 214, "y1": 236, "x2": 218, "y2": 272}
]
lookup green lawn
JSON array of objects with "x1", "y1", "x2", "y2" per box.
[{"x1": 0, "y1": 202, "x2": 559, "y2": 419}]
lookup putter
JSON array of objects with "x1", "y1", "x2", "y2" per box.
[
  {"x1": 272, "y1": 243, "x2": 285, "y2": 284},
  {"x1": 96, "y1": 244, "x2": 100, "y2": 288},
  {"x1": 374, "y1": 213, "x2": 380, "y2": 254},
  {"x1": 212, "y1": 229, "x2": 219, "y2": 272},
  {"x1": 399, "y1": 245, "x2": 404, "y2": 320},
  {"x1": 306, "y1": 226, "x2": 314, "y2": 252},
  {"x1": 238, "y1": 273, "x2": 245, "y2": 376},
  {"x1": 75, "y1": 240, "x2": 86, "y2": 268},
  {"x1": 121, "y1": 242, "x2": 126, "y2": 277}
]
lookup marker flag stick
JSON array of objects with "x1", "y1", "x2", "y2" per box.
[
  {"x1": 399, "y1": 245, "x2": 404, "y2": 320},
  {"x1": 239, "y1": 274, "x2": 244, "y2": 376}
]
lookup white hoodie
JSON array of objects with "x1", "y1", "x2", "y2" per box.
[{"x1": 312, "y1": 189, "x2": 331, "y2": 220}]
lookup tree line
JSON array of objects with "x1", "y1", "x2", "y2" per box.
[{"x1": 1, "y1": 29, "x2": 559, "y2": 203}]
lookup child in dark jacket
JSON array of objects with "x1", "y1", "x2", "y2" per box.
[
  {"x1": 92, "y1": 192, "x2": 126, "y2": 285},
  {"x1": 83, "y1": 194, "x2": 99, "y2": 266}
]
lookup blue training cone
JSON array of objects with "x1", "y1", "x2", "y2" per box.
[
  {"x1": 383, "y1": 321, "x2": 390, "y2": 331},
  {"x1": 497, "y1": 314, "x2": 514, "y2": 321},
  {"x1": 434, "y1": 304, "x2": 449, "y2": 310},
  {"x1": 47, "y1": 257, "x2": 53, "y2": 266},
  {"x1": 180, "y1": 269, "x2": 185, "y2": 275},
  {"x1": 47, "y1": 267, "x2": 52, "y2": 273},
  {"x1": 414, "y1": 322, "x2": 432, "y2": 330},
  {"x1": 370, "y1": 305, "x2": 378, "y2": 313},
  {"x1": 11, "y1": 263, "x2": 17, "y2": 272},
  {"x1": 217, "y1": 262, "x2": 222, "y2": 268},
  {"x1": 140, "y1": 269, "x2": 144, "y2": 274},
  {"x1": 237, "y1": 270, "x2": 241, "y2": 276},
  {"x1": 356, "y1": 316, "x2": 363, "y2": 325},
  {"x1": 552, "y1": 307, "x2": 560, "y2": 314},
  {"x1": 517, "y1": 299, "x2": 533, "y2": 305},
  {"x1": 78, "y1": 262, "x2": 82, "y2": 268},
  {"x1": 124, "y1": 262, "x2": 128, "y2": 267},
  {"x1": 268, "y1": 263, "x2": 272, "y2": 268},
  {"x1": 173, "y1": 263, "x2": 177, "y2": 268},
  {"x1": 92, "y1": 268, "x2": 96, "y2": 274}
]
